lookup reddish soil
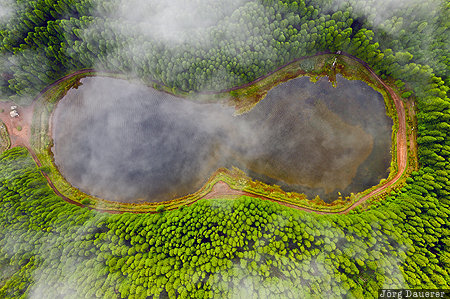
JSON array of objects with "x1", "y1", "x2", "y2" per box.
[
  {"x1": 200, "y1": 180, "x2": 332, "y2": 214},
  {"x1": 0, "y1": 101, "x2": 34, "y2": 149},
  {"x1": 0, "y1": 54, "x2": 410, "y2": 214},
  {"x1": 339, "y1": 67, "x2": 407, "y2": 213},
  {"x1": 201, "y1": 53, "x2": 409, "y2": 214},
  {"x1": 1, "y1": 69, "x2": 96, "y2": 149}
]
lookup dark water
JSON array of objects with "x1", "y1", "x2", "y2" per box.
[{"x1": 52, "y1": 75, "x2": 392, "y2": 203}]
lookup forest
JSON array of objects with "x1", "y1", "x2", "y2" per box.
[{"x1": 0, "y1": 0, "x2": 449, "y2": 298}]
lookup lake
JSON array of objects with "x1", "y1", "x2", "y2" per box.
[{"x1": 51, "y1": 75, "x2": 392, "y2": 203}]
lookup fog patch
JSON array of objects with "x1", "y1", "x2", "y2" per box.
[
  {"x1": 0, "y1": 0, "x2": 15, "y2": 23},
  {"x1": 82, "y1": 0, "x2": 275, "y2": 91},
  {"x1": 209, "y1": 212, "x2": 409, "y2": 297},
  {"x1": 28, "y1": 215, "x2": 108, "y2": 298},
  {"x1": 106, "y1": 0, "x2": 251, "y2": 44},
  {"x1": 52, "y1": 75, "x2": 391, "y2": 203}
]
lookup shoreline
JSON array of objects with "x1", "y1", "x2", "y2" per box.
[{"x1": 0, "y1": 51, "x2": 414, "y2": 214}]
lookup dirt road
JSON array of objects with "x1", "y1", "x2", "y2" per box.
[
  {"x1": 0, "y1": 53, "x2": 409, "y2": 214},
  {"x1": 201, "y1": 54, "x2": 409, "y2": 214},
  {"x1": 0, "y1": 101, "x2": 34, "y2": 149}
]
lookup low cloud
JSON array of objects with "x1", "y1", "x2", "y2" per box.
[
  {"x1": 51, "y1": 75, "x2": 390, "y2": 203},
  {"x1": 0, "y1": 0, "x2": 14, "y2": 22}
]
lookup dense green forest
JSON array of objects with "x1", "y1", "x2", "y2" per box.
[
  {"x1": 0, "y1": 148, "x2": 449, "y2": 298},
  {"x1": 0, "y1": 0, "x2": 448, "y2": 100},
  {"x1": 0, "y1": 0, "x2": 449, "y2": 297}
]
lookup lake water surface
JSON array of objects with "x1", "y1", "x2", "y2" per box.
[{"x1": 52, "y1": 75, "x2": 392, "y2": 203}]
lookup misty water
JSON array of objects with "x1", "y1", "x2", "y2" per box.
[{"x1": 52, "y1": 75, "x2": 392, "y2": 203}]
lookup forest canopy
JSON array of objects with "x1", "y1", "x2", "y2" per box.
[
  {"x1": 0, "y1": 0, "x2": 449, "y2": 298},
  {"x1": 0, "y1": 0, "x2": 448, "y2": 101}
]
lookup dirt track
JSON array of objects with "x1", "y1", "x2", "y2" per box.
[
  {"x1": 0, "y1": 102, "x2": 34, "y2": 149},
  {"x1": 0, "y1": 53, "x2": 409, "y2": 214},
  {"x1": 202, "y1": 53, "x2": 409, "y2": 214}
]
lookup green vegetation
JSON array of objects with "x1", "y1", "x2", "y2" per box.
[
  {"x1": 0, "y1": 122, "x2": 10, "y2": 153},
  {"x1": 0, "y1": 147, "x2": 448, "y2": 298},
  {"x1": 29, "y1": 53, "x2": 405, "y2": 213},
  {"x1": 0, "y1": 0, "x2": 448, "y2": 102},
  {"x1": 0, "y1": 0, "x2": 449, "y2": 297}
]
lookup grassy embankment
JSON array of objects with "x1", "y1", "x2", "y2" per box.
[
  {"x1": 220, "y1": 53, "x2": 416, "y2": 213},
  {"x1": 0, "y1": 122, "x2": 10, "y2": 154},
  {"x1": 30, "y1": 54, "x2": 416, "y2": 213}
]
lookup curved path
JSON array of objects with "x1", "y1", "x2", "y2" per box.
[
  {"x1": 201, "y1": 56, "x2": 408, "y2": 214},
  {"x1": 0, "y1": 52, "x2": 409, "y2": 214}
]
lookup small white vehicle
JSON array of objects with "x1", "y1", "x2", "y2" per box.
[{"x1": 10, "y1": 110, "x2": 19, "y2": 118}]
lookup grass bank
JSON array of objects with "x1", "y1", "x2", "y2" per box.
[
  {"x1": 29, "y1": 53, "x2": 416, "y2": 213},
  {"x1": 0, "y1": 122, "x2": 10, "y2": 154}
]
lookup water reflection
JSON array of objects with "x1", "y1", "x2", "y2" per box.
[{"x1": 52, "y1": 75, "x2": 392, "y2": 202}]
